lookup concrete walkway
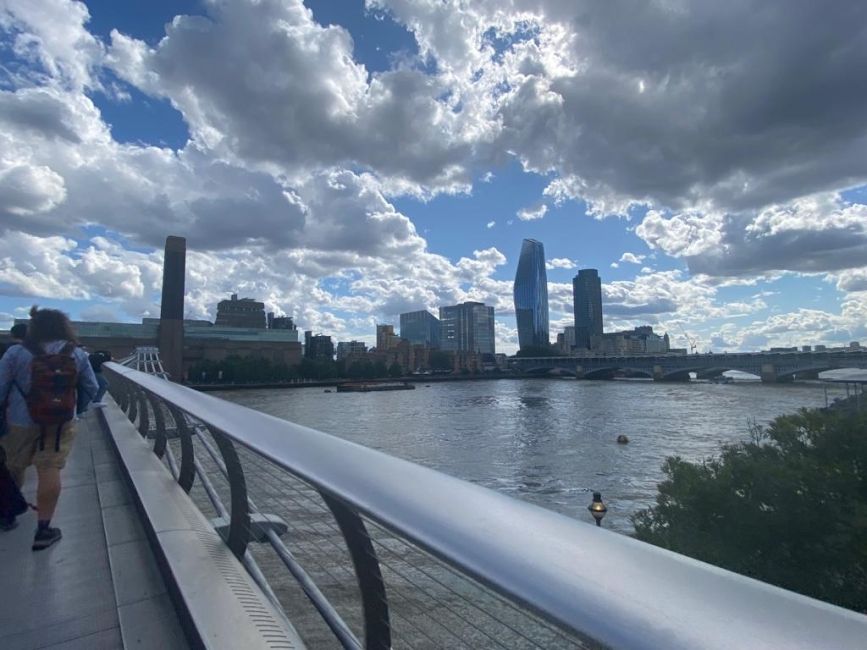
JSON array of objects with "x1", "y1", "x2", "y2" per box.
[{"x1": 0, "y1": 410, "x2": 187, "y2": 649}]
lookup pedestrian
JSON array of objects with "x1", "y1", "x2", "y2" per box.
[
  {"x1": 89, "y1": 350, "x2": 112, "y2": 406},
  {"x1": 0, "y1": 307, "x2": 98, "y2": 548}
]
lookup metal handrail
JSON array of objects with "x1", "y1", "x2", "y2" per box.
[{"x1": 104, "y1": 362, "x2": 867, "y2": 649}]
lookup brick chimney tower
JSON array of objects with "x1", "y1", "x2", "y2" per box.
[{"x1": 158, "y1": 236, "x2": 186, "y2": 381}]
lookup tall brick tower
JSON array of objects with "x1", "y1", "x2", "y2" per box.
[{"x1": 158, "y1": 236, "x2": 186, "y2": 381}]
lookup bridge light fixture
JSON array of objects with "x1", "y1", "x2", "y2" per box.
[{"x1": 588, "y1": 492, "x2": 607, "y2": 527}]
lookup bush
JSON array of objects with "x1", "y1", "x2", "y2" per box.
[{"x1": 632, "y1": 408, "x2": 867, "y2": 612}]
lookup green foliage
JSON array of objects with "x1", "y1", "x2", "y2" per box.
[
  {"x1": 189, "y1": 356, "x2": 297, "y2": 384},
  {"x1": 388, "y1": 362, "x2": 403, "y2": 378},
  {"x1": 632, "y1": 408, "x2": 867, "y2": 612},
  {"x1": 429, "y1": 350, "x2": 452, "y2": 371}
]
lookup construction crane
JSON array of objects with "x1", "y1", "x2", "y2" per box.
[{"x1": 679, "y1": 324, "x2": 698, "y2": 354}]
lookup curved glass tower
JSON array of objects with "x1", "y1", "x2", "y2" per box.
[{"x1": 513, "y1": 239, "x2": 550, "y2": 350}]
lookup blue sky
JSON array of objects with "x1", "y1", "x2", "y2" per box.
[{"x1": 1, "y1": 0, "x2": 866, "y2": 354}]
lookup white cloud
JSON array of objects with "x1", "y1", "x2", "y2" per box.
[
  {"x1": 517, "y1": 203, "x2": 547, "y2": 221},
  {"x1": 486, "y1": 220, "x2": 495, "y2": 228},
  {"x1": 545, "y1": 257, "x2": 575, "y2": 270},
  {"x1": 618, "y1": 252, "x2": 645, "y2": 264}
]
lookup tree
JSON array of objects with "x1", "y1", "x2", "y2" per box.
[
  {"x1": 514, "y1": 345, "x2": 561, "y2": 357},
  {"x1": 388, "y1": 362, "x2": 403, "y2": 378},
  {"x1": 632, "y1": 408, "x2": 867, "y2": 612},
  {"x1": 429, "y1": 350, "x2": 452, "y2": 371}
]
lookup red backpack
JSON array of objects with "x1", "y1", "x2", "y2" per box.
[{"x1": 24, "y1": 342, "x2": 79, "y2": 451}]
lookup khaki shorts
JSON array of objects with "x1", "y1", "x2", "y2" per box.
[{"x1": 1, "y1": 422, "x2": 77, "y2": 475}]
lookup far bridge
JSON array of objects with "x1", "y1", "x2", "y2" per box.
[{"x1": 510, "y1": 349, "x2": 867, "y2": 383}]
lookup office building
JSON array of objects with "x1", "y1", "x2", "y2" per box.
[
  {"x1": 400, "y1": 310, "x2": 441, "y2": 347},
  {"x1": 439, "y1": 302, "x2": 495, "y2": 355},
  {"x1": 216, "y1": 294, "x2": 266, "y2": 328},
  {"x1": 304, "y1": 331, "x2": 334, "y2": 360},
  {"x1": 573, "y1": 269, "x2": 603, "y2": 350},
  {"x1": 267, "y1": 313, "x2": 297, "y2": 331},
  {"x1": 592, "y1": 326, "x2": 670, "y2": 356},
  {"x1": 557, "y1": 326, "x2": 576, "y2": 354},
  {"x1": 376, "y1": 324, "x2": 400, "y2": 351},
  {"x1": 336, "y1": 340, "x2": 367, "y2": 360},
  {"x1": 513, "y1": 239, "x2": 550, "y2": 350}
]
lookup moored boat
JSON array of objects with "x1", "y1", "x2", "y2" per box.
[{"x1": 336, "y1": 382, "x2": 416, "y2": 392}]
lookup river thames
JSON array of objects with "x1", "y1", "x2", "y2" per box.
[{"x1": 216, "y1": 378, "x2": 836, "y2": 534}]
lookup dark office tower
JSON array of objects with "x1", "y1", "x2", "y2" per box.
[
  {"x1": 400, "y1": 310, "x2": 441, "y2": 347},
  {"x1": 573, "y1": 269, "x2": 603, "y2": 350},
  {"x1": 513, "y1": 239, "x2": 550, "y2": 350},
  {"x1": 158, "y1": 236, "x2": 186, "y2": 381}
]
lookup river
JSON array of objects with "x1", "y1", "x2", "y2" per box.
[{"x1": 215, "y1": 377, "x2": 836, "y2": 534}]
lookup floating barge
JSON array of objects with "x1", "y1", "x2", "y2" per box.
[{"x1": 336, "y1": 382, "x2": 416, "y2": 393}]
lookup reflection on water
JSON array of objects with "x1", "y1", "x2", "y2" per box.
[{"x1": 217, "y1": 378, "x2": 838, "y2": 533}]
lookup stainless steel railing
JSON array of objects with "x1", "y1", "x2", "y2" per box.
[{"x1": 103, "y1": 362, "x2": 867, "y2": 649}]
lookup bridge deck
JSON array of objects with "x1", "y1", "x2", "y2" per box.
[{"x1": 0, "y1": 410, "x2": 187, "y2": 649}]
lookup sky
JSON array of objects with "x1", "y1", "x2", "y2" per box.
[{"x1": 0, "y1": 0, "x2": 866, "y2": 355}]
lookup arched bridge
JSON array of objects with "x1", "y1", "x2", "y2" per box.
[{"x1": 510, "y1": 349, "x2": 867, "y2": 382}]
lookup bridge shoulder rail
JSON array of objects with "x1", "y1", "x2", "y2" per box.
[{"x1": 98, "y1": 399, "x2": 306, "y2": 650}]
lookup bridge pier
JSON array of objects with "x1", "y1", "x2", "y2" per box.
[{"x1": 760, "y1": 364, "x2": 778, "y2": 383}]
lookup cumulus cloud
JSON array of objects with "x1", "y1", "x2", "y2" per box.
[
  {"x1": 486, "y1": 220, "x2": 495, "y2": 228},
  {"x1": 1, "y1": 0, "x2": 866, "y2": 356},
  {"x1": 545, "y1": 257, "x2": 575, "y2": 270},
  {"x1": 0, "y1": 163, "x2": 66, "y2": 214},
  {"x1": 516, "y1": 203, "x2": 547, "y2": 221},
  {"x1": 638, "y1": 193, "x2": 867, "y2": 277},
  {"x1": 618, "y1": 252, "x2": 645, "y2": 264}
]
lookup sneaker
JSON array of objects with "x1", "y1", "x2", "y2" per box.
[
  {"x1": 32, "y1": 526, "x2": 62, "y2": 551},
  {"x1": 0, "y1": 516, "x2": 17, "y2": 531}
]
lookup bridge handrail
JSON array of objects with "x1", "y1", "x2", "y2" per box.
[{"x1": 104, "y1": 362, "x2": 867, "y2": 649}]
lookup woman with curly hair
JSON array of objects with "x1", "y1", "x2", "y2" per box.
[{"x1": 0, "y1": 307, "x2": 98, "y2": 549}]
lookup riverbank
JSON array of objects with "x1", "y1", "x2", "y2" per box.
[{"x1": 189, "y1": 373, "x2": 526, "y2": 392}]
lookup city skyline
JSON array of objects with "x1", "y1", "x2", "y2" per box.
[{"x1": 1, "y1": 1, "x2": 866, "y2": 356}]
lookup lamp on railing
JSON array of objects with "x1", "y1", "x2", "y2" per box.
[{"x1": 588, "y1": 492, "x2": 607, "y2": 527}]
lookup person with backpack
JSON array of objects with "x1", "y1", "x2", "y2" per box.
[
  {"x1": 0, "y1": 307, "x2": 98, "y2": 548},
  {"x1": 89, "y1": 349, "x2": 112, "y2": 406}
]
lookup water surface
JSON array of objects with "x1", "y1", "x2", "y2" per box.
[{"x1": 216, "y1": 378, "x2": 836, "y2": 533}]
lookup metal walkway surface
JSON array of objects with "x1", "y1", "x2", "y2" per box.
[{"x1": 0, "y1": 409, "x2": 188, "y2": 650}]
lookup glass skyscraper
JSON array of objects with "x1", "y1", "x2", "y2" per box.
[
  {"x1": 399, "y1": 310, "x2": 441, "y2": 347},
  {"x1": 438, "y1": 302, "x2": 495, "y2": 354},
  {"x1": 513, "y1": 239, "x2": 550, "y2": 350},
  {"x1": 573, "y1": 269, "x2": 603, "y2": 350}
]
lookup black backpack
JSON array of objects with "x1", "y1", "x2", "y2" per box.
[{"x1": 0, "y1": 446, "x2": 29, "y2": 521}]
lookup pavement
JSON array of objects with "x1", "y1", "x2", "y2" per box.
[{"x1": 0, "y1": 409, "x2": 188, "y2": 650}]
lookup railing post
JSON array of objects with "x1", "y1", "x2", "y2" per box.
[
  {"x1": 321, "y1": 493, "x2": 391, "y2": 650},
  {"x1": 136, "y1": 386, "x2": 150, "y2": 437},
  {"x1": 146, "y1": 393, "x2": 167, "y2": 459},
  {"x1": 207, "y1": 426, "x2": 251, "y2": 560},
  {"x1": 165, "y1": 404, "x2": 196, "y2": 493},
  {"x1": 127, "y1": 382, "x2": 139, "y2": 423}
]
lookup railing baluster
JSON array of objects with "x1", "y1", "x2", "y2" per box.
[
  {"x1": 321, "y1": 493, "x2": 391, "y2": 650},
  {"x1": 165, "y1": 403, "x2": 195, "y2": 493},
  {"x1": 207, "y1": 426, "x2": 251, "y2": 560},
  {"x1": 127, "y1": 381, "x2": 139, "y2": 423},
  {"x1": 146, "y1": 393, "x2": 167, "y2": 458},
  {"x1": 136, "y1": 386, "x2": 150, "y2": 437}
]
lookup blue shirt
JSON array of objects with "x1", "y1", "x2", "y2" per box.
[{"x1": 0, "y1": 341, "x2": 99, "y2": 426}]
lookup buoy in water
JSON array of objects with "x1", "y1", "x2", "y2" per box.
[{"x1": 616, "y1": 434, "x2": 629, "y2": 444}]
